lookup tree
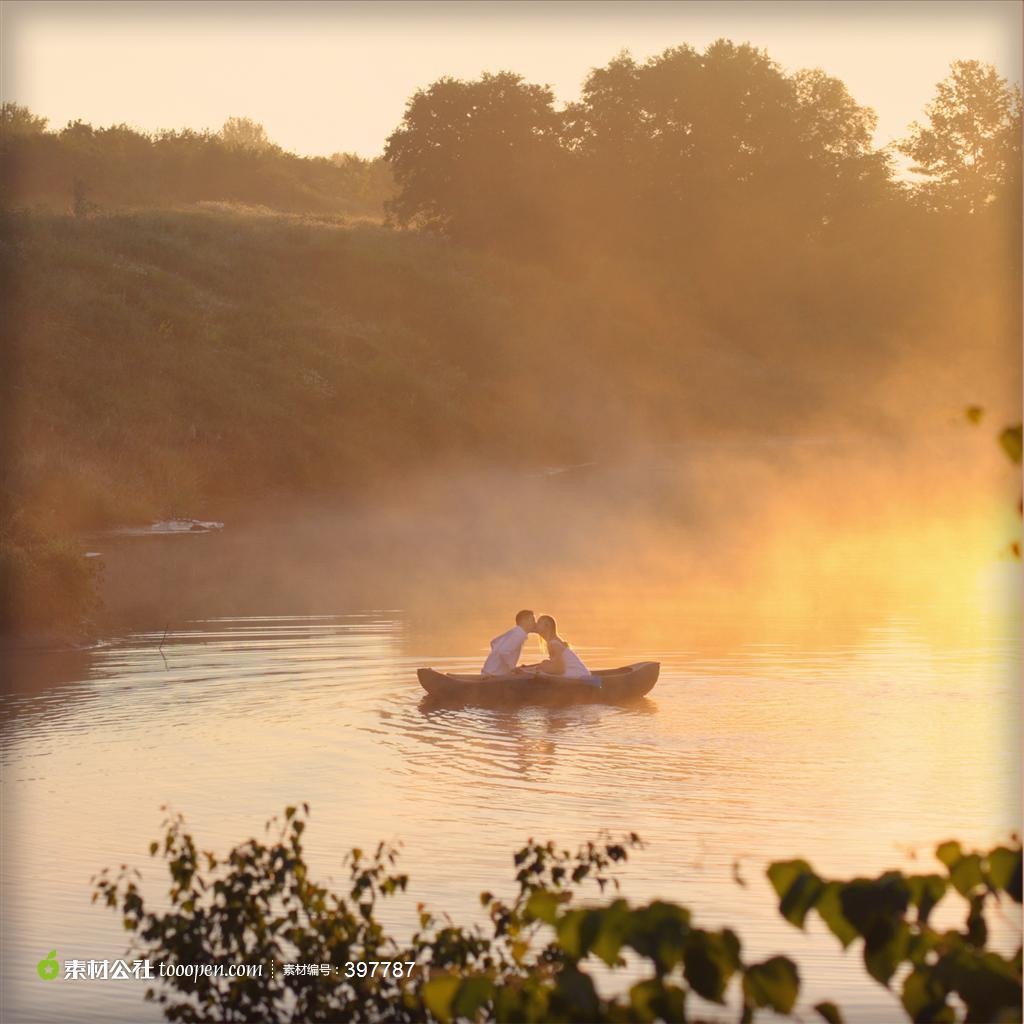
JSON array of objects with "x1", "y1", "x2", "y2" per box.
[
  {"x1": 382, "y1": 41, "x2": 896, "y2": 265},
  {"x1": 564, "y1": 40, "x2": 892, "y2": 261},
  {"x1": 790, "y1": 67, "x2": 895, "y2": 222},
  {"x1": 330, "y1": 152, "x2": 395, "y2": 206},
  {"x1": 898, "y1": 60, "x2": 1023, "y2": 213},
  {"x1": 0, "y1": 101, "x2": 48, "y2": 135},
  {"x1": 220, "y1": 115, "x2": 276, "y2": 153},
  {"x1": 383, "y1": 71, "x2": 567, "y2": 253}
]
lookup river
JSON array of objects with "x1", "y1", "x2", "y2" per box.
[{"x1": 2, "y1": 441, "x2": 1020, "y2": 1022}]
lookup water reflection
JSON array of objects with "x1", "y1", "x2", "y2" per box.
[{"x1": 411, "y1": 696, "x2": 658, "y2": 780}]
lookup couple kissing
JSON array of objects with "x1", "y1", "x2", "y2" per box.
[{"x1": 481, "y1": 609, "x2": 593, "y2": 681}]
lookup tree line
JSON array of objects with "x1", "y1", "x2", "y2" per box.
[
  {"x1": 2, "y1": 41, "x2": 1019, "y2": 242},
  {"x1": 383, "y1": 43, "x2": 1021, "y2": 263},
  {"x1": 0, "y1": 107, "x2": 393, "y2": 218}
]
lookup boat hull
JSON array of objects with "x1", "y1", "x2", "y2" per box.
[{"x1": 416, "y1": 661, "x2": 659, "y2": 705}]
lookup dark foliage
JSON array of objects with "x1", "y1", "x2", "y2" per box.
[{"x1": 94, "y1": 807, "x2": 1021, "y2": 1022}]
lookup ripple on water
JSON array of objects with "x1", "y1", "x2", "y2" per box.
[{"x1": 1, "y1": 611, "x2": 1019, "y2": 1023}]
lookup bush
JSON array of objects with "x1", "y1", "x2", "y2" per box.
[{"x1": 93, "y1": 806, "x2": 1022, "y2": 1023}]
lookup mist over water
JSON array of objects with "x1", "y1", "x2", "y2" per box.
[
  {"x1": 74, "y1": 429, "x2": 1021, "y2": 647},
  {"x1": 1, "y1": 437, "x2": 1020, "y2": 1023}
]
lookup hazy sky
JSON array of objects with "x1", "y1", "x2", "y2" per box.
[{"x1": 2, "y1": 0, "x2": 1021, "y2": 160}]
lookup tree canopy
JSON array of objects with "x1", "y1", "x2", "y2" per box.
[
  {"x1": 220, "y1": 115, "x2": 278, "y2": 153},
  {"x1": 384, "y1": 71, "x2": 567, "y2": 253},
  {"x1": 384, "y1": 40, "x2": 904, "y2": 265},
  {"x1": 898, "y1": 59, "x2": 1023, "y2": 213},
  {"x1": 382, "y1": 44, "x2": 1020, "y2": 270}
]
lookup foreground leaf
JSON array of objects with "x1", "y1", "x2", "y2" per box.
[
  {"x1": 422, "y1": 975, "x2": 460, "y2": 1022},
  {"x1": 864, "y1": 920, "x2": 911, "y2": 986},
  {"x1": 768, "y1": 860, "x2": 825, "y2": 929},
  {"x1": 815, "y1": 1001, "x2": 845, "y2": 1024},
  {"x1": 743, "y1": 956, "x2": 799, "y2": 1013},
  {"x1": 816, "y1": 882, "x2": 858, "y2": 947},
  {"x1": 999, "y1": 425, "x2": 1023, "y2": 464}
]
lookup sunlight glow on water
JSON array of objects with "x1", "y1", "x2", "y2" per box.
[{"x1": 2, "y1": 569, "x2": 1019, "y2": 1022}]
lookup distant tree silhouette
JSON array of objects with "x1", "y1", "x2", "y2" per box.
[
  {"x1": 898, "y1": 60, "x2": 1023, "y2": 213},
  {"x1": 790, "y1": 67, "x2": 894, "y2": 220},
  {"x1": 383, "y1": 71, "x2": 567, "y2": 253},
  {"x1": 1, "y1": 101, "x2": 48, "y2": 134},
  {"x1": 220, "y1": 115, "x2": 277, "y2": 153},
  {"x1": 565, "y1": 40, "x2": 893, "y2": 260},
  {"x1": 330, "y1": 151, "x2": 395, "y2": 209},
  {"x1": 385, "y1": 41, "x2": 894, "y2": 265},
  {"x1": 0, "y1": 109, "x2": 391, "y2": 217}
]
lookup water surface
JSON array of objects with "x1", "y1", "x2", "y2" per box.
[{"x1": 2, "y1": 448, "x2": 1021, "y2": 1022}]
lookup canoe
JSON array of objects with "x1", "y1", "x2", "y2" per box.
[{"x1": 416, "y1": 661, "x2": 659, "y2": 704}]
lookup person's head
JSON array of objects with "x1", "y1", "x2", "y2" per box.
[
  {"x1": 515, "y1": 609, "x2": 537, "y2": 633},
  {"x1": 535, "y1": 614, "x2": 557, "y2": 641}
]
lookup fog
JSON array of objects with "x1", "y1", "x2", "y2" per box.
[{"x1": 92, "y1": 426, "x2": 1020, "y2": 667}]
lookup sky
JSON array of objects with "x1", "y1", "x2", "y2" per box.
[{"x1": 2, "y1": 0, "x2": 1021, "y2": 160}]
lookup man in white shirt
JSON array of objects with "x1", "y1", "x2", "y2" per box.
[{"x1": 481, "y1": 609, "x2": 537, "y2": 677}]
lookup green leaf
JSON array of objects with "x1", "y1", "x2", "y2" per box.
[
  {"x1": 987, "y1": 846, "x2": 1022, "y2": 897},
  {"x1": 623, "y1": 901, "x2": 691, "y2": 974},
  {"x1": 966, "y1": 893, "x2": 988, "y2": 946},
  {"x1": 815, "y1": 1001, "x2": 845, "y2": 1024},
  {"x1": 553, "y1": 966, "x2": 600, "y2": 1022},
  {"x1": 590, "y1": 902, "x2": 630, "y2": 967},
  {"x1": 629, "y1": 978, "x2": 687, "y2": 1024},
  {"x1": 944, "y1": 947, "x2": 1021, "y2": 1022},
  {"x1": 840, "y1": 874, "x2": 910, "y2": 936},
  {"x1": 816, "y1": 882, "x2": 859, "y2": 947},
  {"x1": 555, "y1": 908, "x2": 587, "y2": 959},
  {"x1": 494, "y1": 982, "x2": 549, "y2": 1022},
  {"x1": 936, "y1": 841, "x2": 962, "y2": 869},
  {"x1": 682, "y1": 930, "x2": 740, "y2": 1004},
  {"x1": 864, "y1": 920, "x2": 911, "y2": 986},
  {"x1": 555, "y1": 906, "x2": 604, "y2": 961},
  {"x1": 783, "y1": 872, "x2": 826, "y2": 929},
  {"x1": 767, "y1": 859, "x2": 814, "y2": 899},
  {"x1": 422, "y1": 975, "x2": 460, "y2": 1022},
  {"x1": 452, "y1": 976, "x2": 494, "y2": 1019},
  {"x1": 906, "y1": 874, "x2": 948, "y2": 924},
  {"x1": 949, "y1": 854, "x2": 984, "y2": 896},
  {"x1": 999, "y1": 425, "x2": 1023, "y2": 464},
  {"x1": 629, "y1": 979, "x2": 662, "y2": 1022},
  {"x1": 901, "y1": 966, "x2": 953, "y2": 1022},
  {"x1": 1009, "y1": 860, "x2": 1023, "y2": 904},
  {"x1": 525, "y1": 888, "x2": 562, "y2": 925},
  {"x1": 906, "y1": 928, "x2": 941, "y2": 967},
  {"x1": 767, "y1": 860, "x2": 825, "y2": 929},
  {"x1": 743, "y1": 956, "x2": 799, "y2": 1013}
]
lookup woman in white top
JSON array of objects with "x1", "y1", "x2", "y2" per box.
[{"x1": 528, "y1": 615, "x2": 594, "y2": 679}]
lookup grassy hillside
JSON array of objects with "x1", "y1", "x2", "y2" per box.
[
  {"x1": 0, "y1": 206, "x2": 823, "y2": 531},
  {"x1": 1, "y1": 203, "x2": 1018, "y2": 634}
]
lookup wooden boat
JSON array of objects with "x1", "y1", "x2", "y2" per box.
[{"x1": 416, "y1": 661, "x2": 659, "y2": 705}]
